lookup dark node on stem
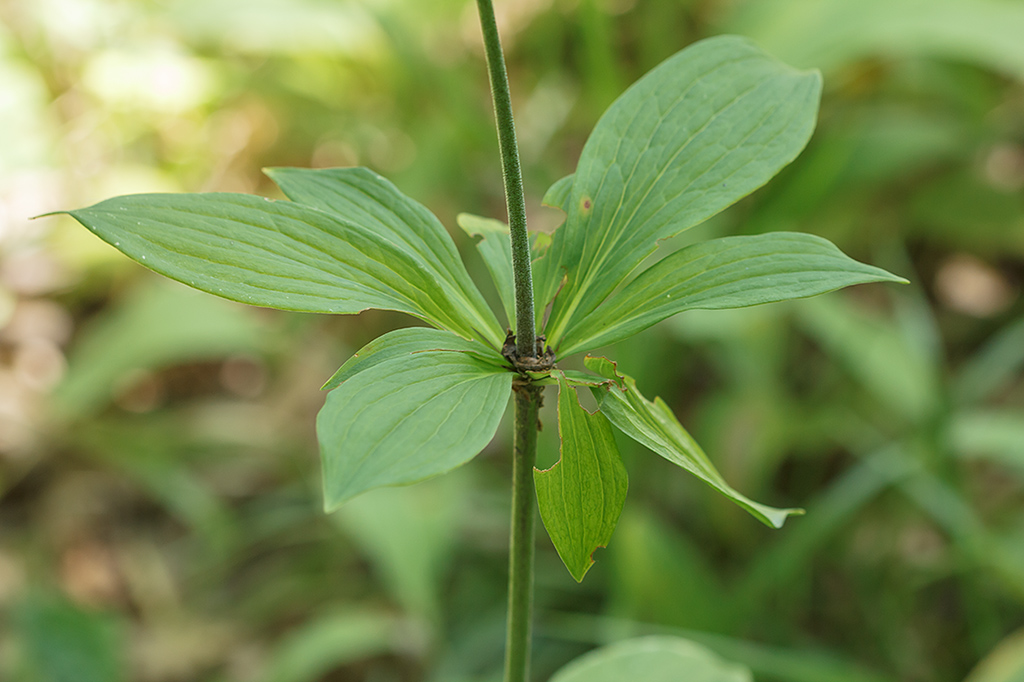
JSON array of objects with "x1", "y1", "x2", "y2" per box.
[{"x1": 503, "y1": 329, "x2": 556, "y2": 375}]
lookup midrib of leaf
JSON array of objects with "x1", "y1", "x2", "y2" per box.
[
  {"x1": 546, "y1": 56, "x2": 791, "y2": 347},
  {"x1": 131, "y1": 200, "x2": 484, "y2": 341},
  {"x1": 286, "y1": 173, "x2": 502, "y2": 346}
]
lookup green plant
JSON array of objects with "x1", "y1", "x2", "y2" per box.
[{"x1": 45, "y1": 3, "x2": 906, "y2": 679}]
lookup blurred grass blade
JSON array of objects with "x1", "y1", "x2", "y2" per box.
[
  {"x1": 260, "y1": 610, "x2": 404, "y2": 682},
  {"x1": 550, "y1": 636, "x2": 751, "y2": 682},
  {"x1": 266, "y1": 166, "x2": 504, "y2": 347},
  {"x1": 60, "y1": 191, "x2": 498, "y2": 347},
  {"x1": 964, "y1": 627, "x2": 1024, "y2": 682},
  {"x1": 953, "y1": 315, "x2": 1024, "y2": 405},
  {"x1": 456, "y1": 213, "x2": 517, "y2": 329},
  {"x1": 558, "y1": 232, "x2": 906, "y2": 357},
  {"x1": 535, "y1": 372, "x2": 628, "y2": 582},
  {"x1": 950, "y1": 410, "x2": 1024, "y2": 472},
  {"x1": 322, "y1": 326, "x2": 506, "y2": 390},
  {"x1": 317, "y1": 343, "x2": 512, "y2": 510},
  {"x1": 585, "y1": 356, "x2": 801, "y2": 528},
  {"x1": 542, "y1": 35, "x2": 822, "y2": 348}
]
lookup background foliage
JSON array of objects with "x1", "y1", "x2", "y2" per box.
[{"x1": 1, "y1": 0, "x2": 1023, "y2": 681}]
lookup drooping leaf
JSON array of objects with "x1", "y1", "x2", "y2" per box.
[
  {"x1": 263, "y1": 166, "x2": 504, "y2": 347},
  {"x1": 558, "y1": 232, "x2": 907, "y2": 356},
  {"x1": 550, "y1": 636, "x2": 752, "y2": 682},
  {"x1": 58, "y1": 191, "x2": 499, "y2": 347},
  {"x1": 535, "y1": 372, "x2": 628, "y2": 582},
  {"x1": 456, "y1": 213, "x2": 517, "y2": 329},
  {"x1": 317, "y1": 340, "x2": 512, "y2": 510},
  {"x1": 322, "y1": 326, "x2": 506, "y2": 391},
  {"x1": 585, "y1": 356, "x2": 801, "y2": 528},
  {"x1": 540, "y1": 35, "x2": 822, "y2": 349}
]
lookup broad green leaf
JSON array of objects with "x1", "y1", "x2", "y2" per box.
[
  {"x1": 264, "y1": 166, "x2": 503, "y2": 347},
  {"x1": 322, "y1": 327, "x2": 506, "y2": 390},
  {"x1": 558, "y1": 232, "x2": 906, "y2": 357},
  {"x1": 535, "y1": 372, "x2": 628, "y2": 582},
  {"x1": 541, "y1": 35, "x2": 822, "y2": 349},
  {"x1": 59, "y1": 192, "x2": 498, "y2": 347},
  {"x1": 585, "y1": 356, "x2": 801, "y2": 528},
  {"x1": 550, "y1": 636, "x2": 752, "y2": 682},
  {"x1": 317, "y1": 342, "x2": 512, "y2": 510},
  {"x1": 542, "y1": 173, "x2": 575, "y2": 212},
  {"x1": 456, "y1": 213, "x2": 516, "y2": 329}
]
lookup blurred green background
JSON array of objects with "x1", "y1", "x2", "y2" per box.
[{"x1": 1, "y1": 0, "x2": 1023, "y2": 681}]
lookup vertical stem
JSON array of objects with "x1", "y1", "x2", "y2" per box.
[
  {"x1": 475, "y1": 0, "x2": 536, "y2": 358},
  {"x1": 505, "y1": 385, "x2": 540, "y2": 682}
]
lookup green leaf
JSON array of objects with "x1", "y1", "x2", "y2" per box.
[
  {"x1": 535, "y1": 372, "x2": 628, "y2": 582},
  {"x1": 322, "y1": 326, "x2": 506, "y2": 391},
  {"x1": 60, "y1": 191, "x2": 499, "y2": 347},
  {"x1": 550, "y1": 636, "x2": 752, "y2": 682},
  {"x1": 317, "y1": 338, "x2": 512, "y2": 510},
  {"x1": 265, "y1": 167, "x2": 503, "y2": 346},
  {"x1": 260, "y1": 610, "x2": 403, "y2": 682},
  {"x1": 540, "y1": 35, "x2": 822, "y2": 349},
  {"x1": 585, "y1": 356, "x2": 801, "y2": 528},
  {"x1": 15, "y1": 594, "x2": 125, "y2": 682},
  {"x1": 456, "y1": 213, "x2": 517, "y2": 329},
  {"x1": 542, "y1": 173, "x2": 575, "y2": 212},
  {"x1": 558, "y1": 232, "x2": 907, "y2": 357}
]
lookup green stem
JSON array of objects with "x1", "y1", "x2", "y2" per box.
[
  {"x1": 475, "y1": 0, "x2": 536, "y2": 358},
  {"x1": 505, "y1": 385, "x2": 540, "y2": 682}
]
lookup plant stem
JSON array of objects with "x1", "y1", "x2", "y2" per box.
[
  {"x1": 475, "y1": 0, "x2": 536, "y2": 358},
  {"x1": 505, "y1": 385, "x2": 540, "y2": 682}
]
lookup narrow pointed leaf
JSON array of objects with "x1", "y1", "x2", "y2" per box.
[
  {"x1": 550, "y1": 636, "x2": 752, "y2": 682},
  {"x1": 542, "y1": 35, "x2": 822, "y2": 348},
  {"x1": 585, "y1": 356, "x2": 801, "y2": 528},
  {"x1": 266, "y1": 167, "x2": 503, "y2": 347},
  {"x1": 322, "y1": 327, "x2": 507, "y2": 391},
  {"x1": 559, "y1": 232, "x2": 907, "y2": 356},
  {"x1": 318, "y1": 343, "x2": 511, "y2": 510},
  {"x1": 535, "y1": 372, "x2": 628, "y2": 582},
  {"x1": 456, "y1": 213, "x2": 517, "y2": 329},
  {"x1": 61, "y1": 193, "x2": 492, "y2": 344}
]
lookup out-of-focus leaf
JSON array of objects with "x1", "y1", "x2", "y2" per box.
[
  {"x1": 549, "y1": 636, "x2": 751, "y2": 682},
  {"x1": 795, "y1": 296, "x2": 941, "y2": 424},
  {"x1": 964, "y1": 627, "x2": 1024, "y2": 682},
  {"x1": 58, "y1": 189, "x2": 500, "y2": 347},
  {"x1": 609, "y1": 507, "x2": 732, "y2": 632},
  {"x1": 321, "y1": 326, "x2": 505, "y2": 391},
  {"x1": 586, "y1": 357, "x2": 801, "y2": 528},
  {"x1": 260, "y1": 610, "x2": 403, "y2": 682},
  {"x1": 15, "y1": 594, "x2": 124, "y2": 682},
  {"x1": 535, "y1": 372, "x2": 628, "y2": 582},
  {"x1": 456, "y1": 213, "x2": 516, "y2": 329},
  {"x1": 541, "y1": 35, "x2": 821, "y2": 349},
  {"x1": 723, "y1": 0, "x2": 1024, "y2": 80},
  {"x1": 56, "y1": 279, "x2": 268, "y2": 418},
  {"x1": 954, "y1": 315, "x2": 1024, "y2": 405},
  {"x1": 335, "y1": 472, "x2": 469, "y2": 619},
  {"x1": 950, "y1": 411, "x2": 1024, "y2": 472},
  {"x1": 558, "y1": 232, "x2": 905, "y2": 356},
  {"x1": 266, "y1": 166, "x2": 502, "y2": 346},
  {"x1": 317, "y1": 342, "x2": 511, "y2": 510}
]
